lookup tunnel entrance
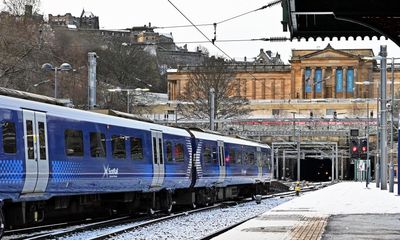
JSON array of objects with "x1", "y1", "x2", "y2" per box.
[{"x1": 300, "y1": 158, "x2": 332, "y2": 182}]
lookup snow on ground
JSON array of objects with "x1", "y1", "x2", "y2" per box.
[
  {"x1": 272, "y1": 182, "x2": 400, "y2": 215},
  {"x1": 109, "y1": 197, "x2": 292, "y2": 240}
]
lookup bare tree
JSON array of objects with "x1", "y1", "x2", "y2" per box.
[
  {"x1": 0, "y1": 14, "x2": 53, "y2": 91},
  {"x1": 94, "y1": 40, "x2": 162, "y2": 111},
  {"x1": 178, "y1": 57, "x2": 250, "y2": 127},
  {"x1": 2, "y1": 0, "x2": 40, "y2": 15}
]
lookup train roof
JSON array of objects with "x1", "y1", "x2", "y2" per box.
[
  {"x1": 190, "y1": 129, "x2": 270, "y2": 149},
  {"x1": 0, "y1": 95, "x2": 190, "y2": 137}
]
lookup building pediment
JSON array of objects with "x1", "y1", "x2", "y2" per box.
[
  {"x1": 301, "y1": 48, "x2": 359, "y2": 60},
  {"x1": 291, "y1": 44, "x2": 374, "y2": 62}
]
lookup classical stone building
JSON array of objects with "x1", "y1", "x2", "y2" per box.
[{"x1": 167, "y1": 45, "x2": 400, "y2": 119}]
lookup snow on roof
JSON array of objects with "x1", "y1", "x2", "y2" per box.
[
  {"x1": 167, "y1": 69, "x2": 178, "y2": 73},
  {"x1": 67, "y1": 24, "x2": 77, "y2": 29},
  {"x1": 82, "y1": 11, "x2": 95, "y2": 18},
  {"x1": 160, "y1": 32, "x2": 173, "y2": 39}
]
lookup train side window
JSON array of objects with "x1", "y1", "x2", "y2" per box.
[
  {"x1": 26, "y1": 120, "x2": 34, "y2": 159},
  {"x1": 212, "y1": 147, "x2": 218, "y2": 164},
  {"x1": 90, "y1": 132, "x2": 106, "y2": 158},
  {"x1": 203, "y1": 146, "x2": 212, "y2": 163},
  {"x1": 175, "y1": 143, "x2": 184, "y2": 162},
  {"x1": 131, "y1": 137, "x2": 143, "y2": 160},
  {"x1": 257, "y1": 152, "x2": 263, "y2": 167},
  {"x1": 243, "y1": 152, "x2": 249, "y2": 165},
  {"x1": 2, "y1": 121, "x2": 16, "y2": 154},
  {"x1": 112, "y1": 135, "x2": 126, "y2": 159},
  {"x1": 65, "y1": 129, "x2": 84, "y2": 156},
  {"x1": 237, "y1": 150, "x2": 242, "y2": 164},
  {"x1": 166, "y1": 141, "x2": 173, "y2": 162},
  {"x1": 228, "y1": 148, "x2": 236, "y2": 164},
  {"x1": 248, "y1": 152, "x2": 255, "y2": 165},
  {"x1": 38, "y1": 122, "x2": 47, "y2": 160}
]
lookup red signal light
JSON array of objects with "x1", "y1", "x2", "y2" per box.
[
  {"x1": 362, "y1": 146, "x2": 367, "y2": 152},
  {"x1": 352, "y1": 146, "x2": 358, "y2": 152}
]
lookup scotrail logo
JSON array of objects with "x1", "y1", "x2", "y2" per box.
[{"x1": 103, "y1": 165, "x2": 119, "y2": 178}]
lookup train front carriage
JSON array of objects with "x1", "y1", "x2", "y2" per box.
[{"x1": 0, "y1": 104, "x2": 25, "y2": 201}]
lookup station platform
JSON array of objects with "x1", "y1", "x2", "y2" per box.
[{"x1": 213, "y1": 182, "x2": 400, "y2": 240}]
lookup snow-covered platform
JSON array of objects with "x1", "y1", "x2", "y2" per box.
[{"x1": 213, "y1": 182, "x2": 400, "y2": 240}]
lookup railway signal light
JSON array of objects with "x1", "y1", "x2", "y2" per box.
[
  {"x1": 360, "y1": 138, "x2": 368, "y2": 159},
  {"x1": 350, "y1": 139, "x2": 359, "y2": 159}
]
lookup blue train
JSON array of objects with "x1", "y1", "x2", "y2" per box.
[{"x1": 0, "y1": 92, "x2": 271, "y2": 232}]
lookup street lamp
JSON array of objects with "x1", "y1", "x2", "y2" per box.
[
  {"x1": 108, "y1": 88, "x2": 150, "y2": 113},
  {"x1": 41, "y1": 63, "x2": 72, "y2": 98}
]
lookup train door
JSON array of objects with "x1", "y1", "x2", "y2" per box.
[
  {"x1": 151, "y1": 130, "x2": 164, "y2": 188},
  {"x1": 217, "y1": 141, "x2": 226, "y2": 183},
  {"x1": 257, "y1": 147, "x2": 262, "y2": 178},
  {"x1": 22, "y1": 110, "x2": 49, "y2": 194}
]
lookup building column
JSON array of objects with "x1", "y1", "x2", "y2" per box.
[
  {"x1": 321, "y1": 67, "x2": 326, "y2": 98},
  {"x1": 310, "y1": 67, "x2": 316, "y2": 99},
  {"x1": 272, "y1": 79, "x2": 276, "y2": 99},
  {"x1": 343, "y1": 67, "x2": 348, "y2": 98},
  {"x1": 353, "y1": 67, "x2": 358, "y2": 98},
  {"x1": 252, "y1": 78, "x2": 257, "y2": 99},
  {"x1": 291, "y1": 68, "x2": 296, "y2": 98},
  {"x1": 332, "y1": 67, "x2": 337, "y2": 98},
  {"x1": 300, "y1": 68, "x2": 305, "y2": 99}
]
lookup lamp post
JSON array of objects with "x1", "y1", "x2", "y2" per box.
[
  {"x1": 209, "y1": 88, "x2": 215, "y2": 131},
  {"x1": 41, "y1": 63, "x2": 72, "y2": 98},
  {"x1": 108, "y1": 88, "x2": 149, "y2": 113}
]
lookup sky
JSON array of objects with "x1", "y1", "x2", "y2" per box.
[{"x1": 16, "y1": 0, "x2": 400, "y2": 63}]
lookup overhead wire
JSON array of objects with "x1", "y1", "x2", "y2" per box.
[
  {"x1": 167, "y1": 0, "x2": 233, "y2": 59},
  {"x1": 156, "y1": 0, "x2": 282, "y2": 29}
]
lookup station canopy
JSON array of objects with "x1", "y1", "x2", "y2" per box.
[{"x1": 281, "y1": 0, "x2": 400, "y2": 46}]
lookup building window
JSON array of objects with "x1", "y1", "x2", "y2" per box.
[
  {"x1": 2, "y1": 121, "x2": 16, "y2": 154},
  {"x1": 65, "y1": 129, "x2": 84, "y2": 157},
  {"x1": 272, "y1": 109, "x2": 280, "y2": 116},
  {"x1": 336, "y1": 69, "x2": 343, "y2": 93},
  {"x1": 347, "y1": 68, "x2": 354, "y2": 93},
  {"x1": 315, "y1": 68, "x2": 322, "y2": 93},
  {"x1": 305, "y1": 67, "x2": 312, "y2": 93}
]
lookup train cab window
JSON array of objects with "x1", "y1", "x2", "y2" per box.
[
  {"x1": 166, "y1": 141, "x2": 173, "y2": 162},
  {"x1": 2, "y1": 121, "x2": 16, "y2": 154},
  {"x1": 212, "y1": 147, "x2": 218, "y2": 164},
  {"x1": 203, "y1": 146, "x2": 212, "y2": 163},
  {"x1": 90, "y1": 132, "x2": 106, "y2": 158},
  {"x1": 112, "y1": 135, "x2": 126, "y2": 159},
  {"x1": 65, "y1": 129, "x2": 84, "y2": 156},
  {"x1": 175, "y1": 143, "x2": 184, "y2": 162},
  {"x1": 131, "y1": 137, "x2": 143, "y2": 160}
]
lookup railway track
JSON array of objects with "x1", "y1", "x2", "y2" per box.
[{"x1": 4, "y1": 182, "x2": 330, "y2": 240}]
